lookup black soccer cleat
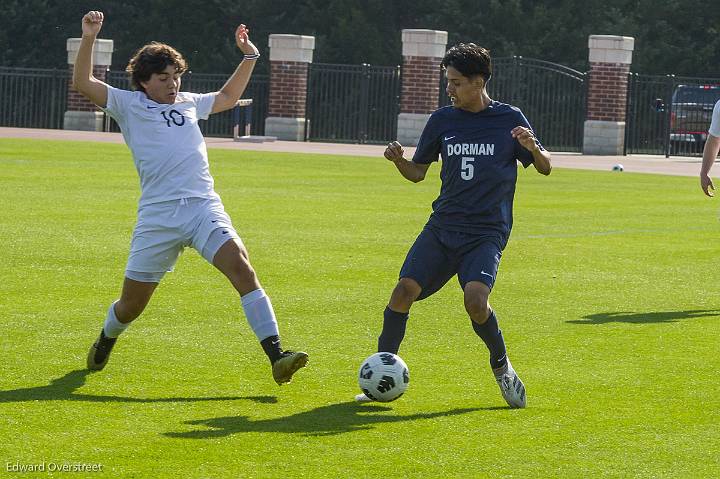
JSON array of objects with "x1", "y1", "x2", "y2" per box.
[
  {"x1": 86, "y1": 330, "x2": 118, "y2": 371},
  {"x1": 271, "y1": 350, "x2": 309, "y2": 385}
]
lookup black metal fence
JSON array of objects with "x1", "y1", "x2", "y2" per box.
[
  {"x1": 305, "y1": 63, "x2": 401, "y2": 143},
  {"x1": 10, "y1": 62, "x2": 720, "y2": 157},
  {"x1": 625, "y1": 74, "x2": 720, "y2": 157},
  {"x1": 0, "y1": 67, "x2": 268, "y2": 138},
  {"x1": 105, "y1": 70, "x2": 269, "y2": 137},
  {"x1": 440, "y1": 56, "x2": 587, "y2": 152},
  {"x1": 0, "y1": 67, "x2": 69, "y2": 129}
]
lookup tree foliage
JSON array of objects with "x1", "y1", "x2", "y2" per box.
[{"x1": 1, "y1": 0, "x2": 718, "y2": 76}]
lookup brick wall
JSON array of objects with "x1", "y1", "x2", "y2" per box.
[
  {"x1": 586, "y1": 62, "x2": 630, "y2": 122},
  {"x1": 67, "y1": 65, "x2": 108, "y2": 112},
  {"x1": 401, "y1": 56, "x2": 442, "y2": 114},
  {"x1": 268, "y1": 61, "x2": 308, "y2": 118}
]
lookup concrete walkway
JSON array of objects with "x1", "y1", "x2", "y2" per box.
[{"x1": 0, "y1": 126, "x2": 704, "y2": 177}]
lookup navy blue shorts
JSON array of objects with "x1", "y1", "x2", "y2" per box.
[{"x1": 399, "y1": 226, "x2": 503, "y2": 301}]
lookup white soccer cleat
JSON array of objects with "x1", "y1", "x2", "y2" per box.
[
  {"x1": 354, "y1": 393, "x2": 373, "y2": 403},
  {"x1": 495, "y1": 359, "x2": 526, "y2": 409}
]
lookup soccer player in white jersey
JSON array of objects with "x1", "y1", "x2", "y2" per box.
[
  {"x1": 700, "y1": 99, "x2": 720, "y2": 197},
  {"x1": 73, "y1": 11, "x2": 308, "y2": 385}
]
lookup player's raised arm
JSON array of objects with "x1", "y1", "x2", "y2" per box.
[
  {"x1": 511, "y1": 126, "x2": 552, "y2": 175},
  {"x1": 211, "y1": 24, "x2": 260, "y2": 114},
  {"x1": 72, "y1": 11, "x2": 109, "y2": 108},
  {"x1": 383, "y1": 141, "x2": 431, "y2": 183}
]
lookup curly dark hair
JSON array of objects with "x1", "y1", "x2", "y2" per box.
[
  {"x1": 125, "y1": 42, "x2": 188, "y2": 92},
  {"x1": 441, "y1": 43, "x2": 492, "y2": 82}
]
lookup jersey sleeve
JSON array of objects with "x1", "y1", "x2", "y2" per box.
[
  {"x1": 514, "y1": 108, "x2": 544, "y2": 168},
  {"x1": 187, "y1": 92, "x2": 219, "y2": 120},
  {"x1": 709, "y1": 100, "x2": 720, "y2": 137},
  {"x1": 103, "y1": 86, "x2": 136, "y2": 124},
  {"x1": 412, "y1": 112, "x2": 442, "y2": 164}
]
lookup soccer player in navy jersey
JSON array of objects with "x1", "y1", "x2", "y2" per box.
[{"x1": 356, "y1": 43, "x2": 551, "y2": 407}]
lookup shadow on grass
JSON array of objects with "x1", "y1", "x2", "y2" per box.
[
  {"x1": 0, "y1": 369, "x2": 275, "y2": 404},
  {"x1": 568, "y1": 309, "x2": 720, "y2": 325},
  {"x1": 164, "y1": 402, "x2": 485, "y2": 438}
]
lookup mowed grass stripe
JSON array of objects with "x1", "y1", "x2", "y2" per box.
[{"x1": 0, "y1": 138, "x2": 718, "y2": 478}]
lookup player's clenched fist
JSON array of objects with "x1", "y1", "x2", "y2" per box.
[
  {"x1": 701, "y1": 173, "x2": 715, "y2": 197},
  {"x1": 511, "y1": 126, "x2": 538, "y2": 152},
  {"x1": 384, "y1": 141, "x2": 404, "y2": 162},
  {"x1": 235, "y1": 24, "x2": 259, "y2": 56},
  {"x1": 82, "y1": 11, "x2": 104, "y2": 37}
]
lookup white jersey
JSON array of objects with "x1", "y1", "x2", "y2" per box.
[
  {"x1": 709, "y1": 100, "x2": 720, "y2": 138},
  {"x1": 103, "y1": 86, "x2": 220, "y2": 206}
]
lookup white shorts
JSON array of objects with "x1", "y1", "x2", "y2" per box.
[{"x1": 125, "y1": 197, "x2": 241, "y2": 282}]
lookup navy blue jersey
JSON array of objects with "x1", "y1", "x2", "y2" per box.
[{"x1": 412, "y1": 102, "x2": 543, "y2": 248}]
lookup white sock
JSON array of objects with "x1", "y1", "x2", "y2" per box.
[
  {"x1": 241, "y1": 289, "x2": 280, "y2": 341},
  {"x1": 103, "y1": 301, "x2": 130, "y2": 338}
]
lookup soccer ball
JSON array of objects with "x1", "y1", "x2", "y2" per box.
[
  {"x1": 612, "y1": 164, "x2": 624, "y2": 172},
  {"x1": 358, "y1": 352, "x2": 409, "y2": 402}
]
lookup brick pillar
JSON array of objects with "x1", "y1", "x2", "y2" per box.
[
  {"x1": 397, "y1": 29, "x2": 448, "y2": 146},
  {"x1": 64, "y1": 38, "x2": 114, "y2": 131},
  {"x1": 264, "y1": 34, "x2": 315, "y2": 141},
  {"x1": 583, "y1": 35, "x2": 634, "y2": 155}
]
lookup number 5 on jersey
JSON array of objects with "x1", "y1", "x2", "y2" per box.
[{"x1": 461, "y1": 156, "x2": 474, "y2": 180}]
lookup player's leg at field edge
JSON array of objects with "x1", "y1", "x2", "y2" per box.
[
  {"x1": 87, "y1": 278, "x2": 157, "y2": 370},
  {"x1": 212, "y1": 238, "x2": 286, "y2": 364},
  {"x1": 377, "y1": 277, "x2": 420, "y2": 354},
  {"x1": 114, "y1": 278, "x2": 159, "y2": 324},
  {"x1": 464, "y1": 281, "x2": 508, "y2": 372}
]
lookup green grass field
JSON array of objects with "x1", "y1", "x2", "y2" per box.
[{"x1": 1, "y1": 138, "x2": 719, "y2": 478}]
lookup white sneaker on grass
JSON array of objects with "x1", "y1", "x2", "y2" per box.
[
  {"x1": 354, "y1": 393, "x2": 372, "y2": 403},
  {"x1": 495, "y1": 359, "x2": 526, "y2": 409}
]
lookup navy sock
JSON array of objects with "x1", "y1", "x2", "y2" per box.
[
  {"x1": 260, "y1": 335, "x2": 282, "y2": 363},
  {"x1": 471, "y1": 309, "x2": 508, "y2": 371},
  {"x1": 377, "y1": 306, "x2": 409, "y2": 354}
]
